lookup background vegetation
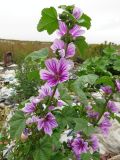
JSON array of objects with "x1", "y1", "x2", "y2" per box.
[{"x1": 0, "y1": 39, "x2": 120, "y2": 64}]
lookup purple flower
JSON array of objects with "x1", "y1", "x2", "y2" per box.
[
  {"x1": 104, "y1": 112, "x2": 110, "y2": 118},
  {"x1": 30, "y1": 96, "x2": 40, "y2": 105},
  {"x1": 38, "y1": 84, "x2": 60, "y2": 100},
  {"x1": 99, "y1": 117, "x2": 112, "y2": 136},
  {"x1": 40, "y1": 58, "x2": 69, "y2": 86},
  {"x1": 38, "y1": 84, "x2": 52, "y2": 99},
  {"x1": 73, "y1": 7, "x2": 82, "y2": 19},
  {"x1": 48, "y1": 106, "x2": 55, "y2": 110},
  {"x1": 58, "y1": 21, "x2": 67, "y2": 36},
  {"x1": 37, "y1": 112, "x2": 58, "y2": 136},
  {"x1": 107, "y1": 101, "x2": 119, "y2": 113},
  {"x1": 23, "y1": 128, "x2": 29, "y2": 136},
  {"x1": 101, "y1": 86, "x2": 112, "y2": 94},
  {"x1": 90, "y1": 135, "x2": 99, "y2": 151},
  {"x1": 59, "y1": 43, "x2": 76, "y2": 58},
  {"x1": 71, "y1": 138, "x2": 88, "y2": 156},
  {"x1": 22, "y1": 103, "x2": 36, "y2": 113},
  {"x1": 51, "y1": 39, "x2": 65, "y2": 53},
  {"x1": 87, "y1": 111, "x2": 99, "y2": 119},
  {"x1": 69, "y1": 25, "x2": 85, "y2": 38},
  {"x1": 66, "y1": 43, "x2": 76, "y2": 58},
  {"x1": 51, "y1": 39, "x2": 75, "y2": 59},
  {"x1": 57, "y1": 100, "x2": 65, "y2": 107},
  {"x1": 58, "y1": 22, "x2": 85, "y2": 39},
  {"x1": 85, "y1": 105, "x2": 92, "y2": 111},
  {"x1": 116, "y1": 80, "x2": 120, "y2": 92},
  {"x1": 26, "y1": 116, "x2": 39, "y2": 125}
]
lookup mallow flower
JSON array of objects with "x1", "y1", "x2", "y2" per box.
[
  {"x1": 58, "y1": 21, "x2": 85, "y2": 38},
  {"x1": 90, "y1": 135, "x2": 99, "y2": 151},
  {"x1": 26, "y1": 116, "x2": 39, "y2": 125},
  {"x1": 87, "y1": 111, "x2": 99, "y2": 119},
  {"x1": 73, "y1": 7, "x2": 82, "y2": 19},
  {"x1": 101, "y1": 86, "x2": 112, "y2": 94},
  {"x1": 116, "y1": 80, "x2": 120, "y2": 92},
  {"x1": 99, "y1": 117, "x2": 112, "y2": 136},
  {"x1": 51, "y1": 39, "x2": 76, "y2": 58},
  {"x1": 71, "y1": 138, "x2": 88, "y2": 156},
  {"x1": 58, "y1": 21, "x2": 67, "y2": 36},
  {"x1": 40, "y1": 58, "x2": 69, "y2": 86},
  {"x1": 107, "y1": 100, "x2": 119, "y2": 113},
  {"x1": 37, "y1": 112, "x2": 58, "y2": 136},
  {"x1": 22, "y1": 102, "x2": 36, "y2": 113},
  {"x1": 69, "y1": 25, "x2": 85, "y2": 38}
]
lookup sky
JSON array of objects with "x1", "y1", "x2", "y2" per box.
[{"x1": 0, "y1": 0, "x2": 120, "y2": 44}]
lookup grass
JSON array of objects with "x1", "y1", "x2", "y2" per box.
[{"x1": 0, "y1": 39, "x2": 119, "y2": 64}]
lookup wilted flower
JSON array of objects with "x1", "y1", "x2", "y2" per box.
[
  {"x1": 73, "y1": 7, "x2": 82, "y2": 19},
  {"x1": 90, "y1": 135, "x2": 99, "y2": 151},
  {"x1": 101, "y1": 86, "x2": 112, "y2": 94},
  {"x1": 40, "y1": 58, "x2": 69, "y2": 86},
  {"x1": 26, "y1": 116, "x2": 39, "y2": 125},
  {"x1": 116, "y1": 80, "x2": 120, "y2": 92},
  {"x1": 37, "y1": 112, "x2": 58, "y2": 136},
  {"x1": 99, "y1": 117, "x2": 112, "y2": 136},
  {"x1": 22, "y1": 102, "x2": 36, "y2": 113},
  {"x1": 71, "y1": 138, "x2": 88, "y2": 156},
  {"x1": 21, "y1": 128, "x2": 29, "y2": 142},
  {"x1": 69, "y1": 25, "x2": 85, "y2": 38},
  {"x1": 107, "y1": 100, "x2": 119, "y2": 113}
]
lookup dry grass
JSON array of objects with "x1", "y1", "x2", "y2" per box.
[{"x1": 0, "y1": 39, "x2": 119, "y2": 64}]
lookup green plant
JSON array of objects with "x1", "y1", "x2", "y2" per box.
[{"x1": 4, "y1": 4, "x2": 120, "y2": 160}]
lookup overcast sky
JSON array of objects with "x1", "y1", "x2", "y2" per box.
[{"x1": 0, "y1": 0, "x2": 120, "y2": 43}]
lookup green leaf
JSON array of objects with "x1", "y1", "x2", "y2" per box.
[
  {"x1": 25, "y1": 48, "x2": 48, "y2": 61},
  {"x1": 58, "y1": 84, "x2": 72, "y2": 105},
  {"x1": 81, "y1": 152, "x2": 100, "y2": 160},
  {"x1": 33, "y1": 136, "x2": 52, "y2": 160},
  {"x1": 74, "y1": 37, "x2": 88, "y2": 55},
  {"x1": 81, "y1": 152, "x2": 92, "y2": 160},
  {"x1": 37, "y1": 7, "x2": 58, "y2": 34},
  {"x1": 113, "y1": 58, "x2": 120, "y2": 71},
  {"x1": 57, "y1": 106, "x2": 77, "y2": 128},
  {"x1": 103, "y1": 46, "x2": 117, "y2": 55},
  {"x1": 74, "y1": 74, "x2": 98, "y2": 89},
  {"x1": 95, "y1": 76, "x2": 114, "y2": 88},
  {"x1": 71, "y1": 78, "x2": 90, "y2": 105},
  {"x1": 92, "y1": 152, "x2": 100, "y2": 160},
  {"x1": 78, "y1": 13, "x2": 91, "y2": 29},
  {"x1": 9, "y1": 111, "x2": 26, "y2": 139},
  {"x1": 50, "y1": 152, "x2": 67, "y2": 160},
  {"x1": 74, "y1": 118, "x2": 95, "y2": 136}
]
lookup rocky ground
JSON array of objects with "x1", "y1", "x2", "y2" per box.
[
  {"x1": 0, "y1": 63, "x2": 18, "y2": 130},
  {"x1": 0, "y1": 62, "x2": 120, "y2": 160}
]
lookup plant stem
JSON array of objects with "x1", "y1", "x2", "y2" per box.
[{"x1": 47, "y1": 84, "x2": 58, "y2": 106}]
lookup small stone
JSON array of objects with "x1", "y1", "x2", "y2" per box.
[
  {"x1": 109, "y1": 155, "x2": 120, "y2": 160},
  {"x1": 0, "y1": 103, "x2": 5, "y2": 108}
]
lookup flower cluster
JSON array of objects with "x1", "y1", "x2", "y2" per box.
[
  {"x1": 21, "y1": 5, "x2": 85, "y2": 139},
  {"x1": 20, "y1": 4, "x2": 120, "y2": 159},
  {"x1": 68, "y1": 133, "x2": 99, "y2": 159}
]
